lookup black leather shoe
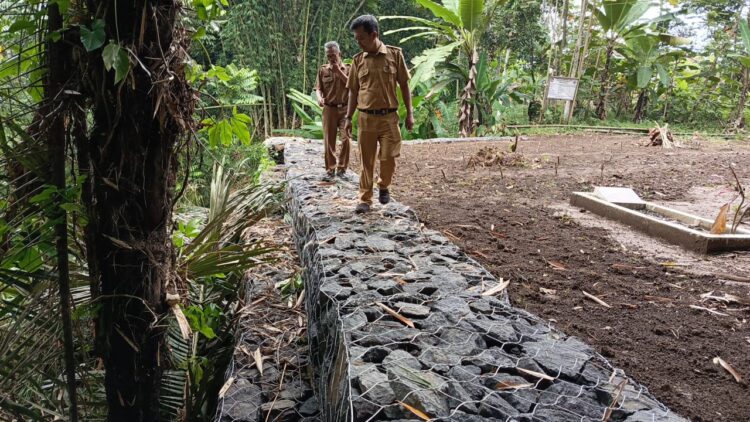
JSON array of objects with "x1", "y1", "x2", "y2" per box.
[
  {"x1": 322, "y1": 171, "x2": 335, "y2": 182},
  {"x1": 336, "y1": 169, "x2": 348, "y2": 180},
  {"x1": 354, "y1": 203, "x2": 370, "y2": 214},
  {"x1": 378, "y1": 189, "x2": 390, "y2": 205}
]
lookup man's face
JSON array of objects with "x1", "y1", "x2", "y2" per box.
[
  {"x1": 353, "y1": 27, "x2": 378, "y2": 52},
  {"x1": 326, "y1": 48, "x2": 340, "y2": 66}
]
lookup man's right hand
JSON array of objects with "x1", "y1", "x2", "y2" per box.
[
  {"x1": 344, "y1": 116, "x2": 352, "y2": 137},
  {"x1": 317, "y1": 97, "x2": 325, "y2": 107}
]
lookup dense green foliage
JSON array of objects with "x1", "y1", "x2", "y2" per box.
[
  {"x1": 206, "y1": 0, "x2": 750, "y2": 137},
  {"x1": 0, "y1": 1, "x2": 277, "y2": 420},
  {"x1": 1, "y1": 0, "x2": 749, "y2": 420}
]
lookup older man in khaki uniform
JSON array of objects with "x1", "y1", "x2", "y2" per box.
[
  {"x1": 345, "y1": 15, "x2": 413, "y2": 214},
  {"x1": 316, "y1": 41, "x2": 351, "y2": 181}
]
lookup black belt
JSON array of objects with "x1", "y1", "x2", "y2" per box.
[
  {"x1": 325, "y1": 103, "x2": 346, "y2": 108},
  {"x1": 358, "y1": 108, "x2": 397, "y2": 115}
]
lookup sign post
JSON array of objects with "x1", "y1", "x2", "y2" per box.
[{"x1": 543, "y1": 76, "x2": 580, "y2": 124}]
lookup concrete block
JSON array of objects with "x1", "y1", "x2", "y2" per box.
[{"x1": 593, "y1": 187, "x2": 646, "y2": 210}]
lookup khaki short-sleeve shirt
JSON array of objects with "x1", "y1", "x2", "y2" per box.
[
  {"x1": 316, "y1": 63, "x2": 350, "y2": 105},
  {"x1": 346, "y1": 42, "x2": 410, "y2": 110}
]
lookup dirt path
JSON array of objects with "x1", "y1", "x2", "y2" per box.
[{"x1": 354, "y1": 134, "x2": 750, "y2": 421}]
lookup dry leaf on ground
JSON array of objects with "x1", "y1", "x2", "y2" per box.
[
  {"x1": 710, "y1": 204, "x2": 730, "y2": 234},
  {"x1": 713, "y1": 357, "x2": 743, "y2": 383},
  {"x1": 517, "y1": 367, "x2": 555, "y2": 381},
  {"x1": 582, "y1": 290, "x2": 612, "y2": 308},
  {"x1": 689, "y1": 305, "x2": 729, "y2": 317},
  {"x1": 218, "y1": 377, "x2": 234, "y2": 398},
  {"x1": 496, "y1": 381, "x2": 534, "y2": 390},
  {"x1": 376, "y1": 302, "x2": 416, "y2": 328},
  {"x1": 540, "y1": 287, "x2": 557, "y2": 295},
  {"x1": 548, "y1": 261, "x2": 567, "y2": 270},
  {"x1": 254, "y1": 348, "x2": 264, "y2": 375},
  {"x1": 398, "y1": 401, "x2": 431, "y2": 421},
  {"x1": 482, "y1": 279, "x2": 510, "y2": 296}
]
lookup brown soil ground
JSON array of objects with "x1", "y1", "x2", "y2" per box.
[{"x1": 354, "y1": 134, "x2": 750, "y2": 421}]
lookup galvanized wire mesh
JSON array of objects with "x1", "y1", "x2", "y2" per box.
[
  {"x1": 282, "y1": 138, "x2": 685, "y2": 422},
  {"x1": 215, "y1": 194, "x2": 320, "y2": 422}
]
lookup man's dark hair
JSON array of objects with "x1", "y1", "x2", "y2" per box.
[{"x1": 350, "y1": 15, "x2": 379, "y2": 34}]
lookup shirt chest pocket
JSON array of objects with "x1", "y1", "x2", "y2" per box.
[
  {"x1": 383, "y1": 62, "x2": 397, "y2": 77},
  {"x1": 322, "y1": 73, "x2": 334, "y2": 84},
  {"x1": 358, "y1": 67, "x2": 370, "y2": 88}
]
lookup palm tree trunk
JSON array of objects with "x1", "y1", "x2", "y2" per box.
[
  {"x1": 459, "y1": 49, "x2": 479, "y2": 137},
  {"x1": 79, "y1": 2, "x2": 193, "y2": 420},
  {"x1": 595, "y1": 42, "x2": 614, "y2": 120}
]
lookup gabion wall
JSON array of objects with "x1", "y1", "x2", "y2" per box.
[{"x1": 284, "y1": 138, "x2": 684, "y2": 421}]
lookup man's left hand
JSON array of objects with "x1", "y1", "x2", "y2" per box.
[
  {"x1": 333, "y1": 65, "x2": 347, "y2": 79},
  {"x1": 405, "y1": 113, "x2": 415, "y2": 131}
]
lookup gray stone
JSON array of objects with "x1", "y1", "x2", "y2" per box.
[
  {"x1": 260, "y1": 398, "x2": 296, "y2": 412},
  {"x1": 351, "y1": 322, "x2": 421, "y2": 347},
  {"x1": 447, "y1": 366, "x2": 486, "y2": 401},
  {"x1": 361, "y1": 346, "x2": 390, "y2": 363},
  {"x1": 388, "y1": 366, "x2": 450, "y2": 418},
  {"x1": 368, "y1": 278, "x2": 403, "y2": 295},
  {"x1": 625, "y1": 409, "x2": 688, "y2": 422},
  {"x1": 530, "y1": 407, "x2": 585, "y2": 422},
  {"x1": 441, "y1": 381, "x2": 479, "y2": 414},
  {"x1": 279, "y1": 379, "x2": 311, "y2": 401},
  {"x1": 334, "y1": 233, "x2": 360, "y2": 250},
  {"x1": 434, "y1": 411, "x2": 489, "y2": 421},
  {"x1": 435, "y1": 296, "x2": 472, "y2": 318},
  {"x1": 467, "y1": 318, "x2": 519, "y2": 346},
  {"x1": 319, "y1": 282, "x2": 352, "y2": 300},
  {"x1": 440, "y1": 329, "x2": 486, "y2": 356},
  {"x1": 478, "y1": 393, "x2": 520, "y2": 419},
  {"x1": 468, "y1": 298, "x2": 495, "y2": 314},
  {"x1": 538, "y1": 381, "x2": 603, "y2": 420},
  {"x1": 419, "y1": 347, "x2": 462, "y2": 373},
  {"x1": 488, "y1": 374, "x2": 539, "y2": 413},
  {"x1": 384, "y1": 349, "x2": 422, "y2": 370},
  {"x1": 299, "y1": 396, "x2": 319, "y2": 416},
  {"x1": 394, "y1": 301, "x2": 431, "y2": 318},
  {"x1": 462, "y1": 347, "x2": 516, "y2": 372},
  {"x1": 222, "y1": 379, "x2": 262, "y2": 422},
  {"x1": 342, "y1": 310, "x2": 368, "y2": 332},
  {"x1": 365, "y1": 236, "x2": 397, "y2": 251},
  {"x1": 352, "y1": 389, "x2": 384, "y2": 420},
  {"x1": 358, "y1": 367, "x2": 396, "y2": 405},
  {"x1": 525, "y1": 337, "x2": 592, "y2": 380},
  {"x1": 448, "y1": 365, "x2": 482, "y2": 382}
]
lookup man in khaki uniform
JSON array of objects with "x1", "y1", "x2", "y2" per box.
[
  {"x1": 345, "y1": 15, "x2": 413, "y2": 214},
  {"x1": 316, "y1": 41, "x2": 351, "y2": 181}
]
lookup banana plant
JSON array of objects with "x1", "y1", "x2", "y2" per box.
[
  {"x1": 620, "y1": 31, "x2": 687, "y2": 122},
  {"x1": 429, "y1": 52, "x2": 523, "y2": 128},
  {"x1": 382, "y1": 0, "x2": 506, "y2": 137},
  {"x1": 590, "y1": 0, "x2": 676, "y2": 120}
]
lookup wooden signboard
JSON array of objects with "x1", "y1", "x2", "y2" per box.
[{"x1": 547, "y1": 77, "x2": 579, "y2": 101}]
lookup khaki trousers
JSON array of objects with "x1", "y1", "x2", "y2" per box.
[
  {"x1": 322, "y1": 105, "x2": 350, "y2": 172},
  {"x1": 357, "y1": 112, "x2": 401, "y2": 204}
]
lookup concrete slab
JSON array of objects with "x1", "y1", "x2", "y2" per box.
[
  {"x1": 571, "y1": 192, "x2": 750, "y2": 254},
  {"x1": 593, "y1": 187, "x2": 646, "y2": 210}
]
